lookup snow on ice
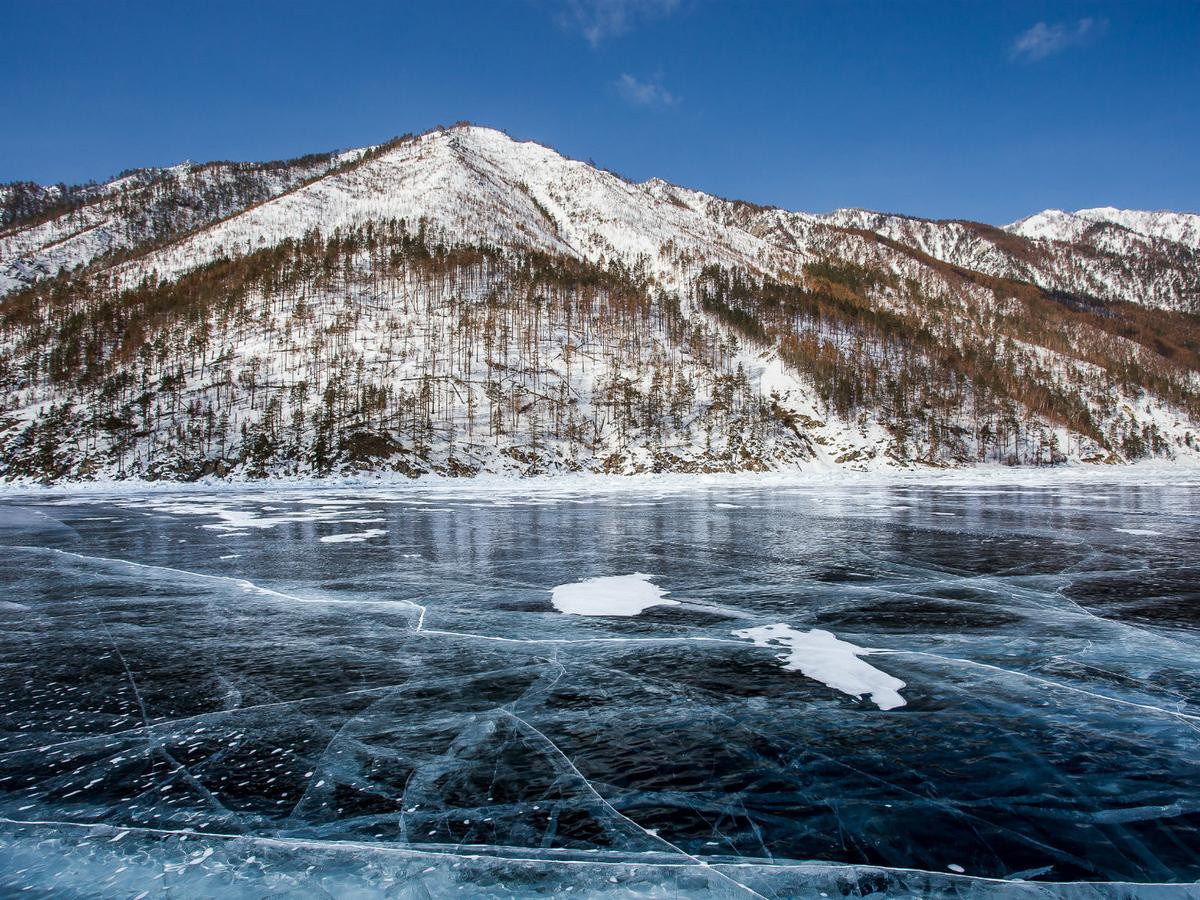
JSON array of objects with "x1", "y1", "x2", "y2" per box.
[
  {"x1": 733, "y1": 623, "x2": 907, "y2": 710},
  {"x1": 549, "y1": 573, "x2": 678, "y2": 616}
]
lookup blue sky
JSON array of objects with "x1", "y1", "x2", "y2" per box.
[{"x1": 3, "y1": 0, "x2": 1196, "y2": 223}]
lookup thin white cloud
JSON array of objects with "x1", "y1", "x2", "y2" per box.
[
  {"x1": 615, "y1": 73, "x2": 679, "y2": 107},
  {"x1": 1010, "y1": 17, "x2": 1107, "y2": 62},
  {"x1": 558, "y1": 0, "x2": 680, "y2": 47}
]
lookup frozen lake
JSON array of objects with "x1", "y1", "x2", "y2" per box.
[{"x1": 1, "y1": 478, "x2": 1198, "y2": 897}]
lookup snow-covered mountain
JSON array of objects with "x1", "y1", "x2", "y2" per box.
[
  {"x1": 8, "y1": 128, "x2": 1198, "y2": 312},
  {"x1": 0, "y1": 149, "x2": 361, "y2": 296},
  {"x1": 1, "y1": 124, "x2": 1198, "y2": 481},
  {"x1": 1008, "y1": 207, "x2": 1200, "y2": 250}
]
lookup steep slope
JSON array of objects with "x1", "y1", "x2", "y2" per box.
[
  {"x1": 1, "y1": 226, "x2": 829, "y2": 480},
  {"x1": 0, "y1": 149, "x2": 362, "y2": 296},
  {"x1": 1, "y1": 124, "x2": 1198, "y2": 482},
  {"x1": 111, "y1": 128, "x2": 787, "y2": 294}
]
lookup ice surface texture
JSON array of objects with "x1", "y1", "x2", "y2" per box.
[{"x1": 1, "y1": 480, "x2": 1199, "y2": 896}]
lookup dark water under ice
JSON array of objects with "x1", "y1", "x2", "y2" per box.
[{"x1": 0, "y1": 478, "x2": 1198, "y2": 897}]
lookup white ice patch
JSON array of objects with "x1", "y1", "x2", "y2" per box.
[
  {"x1": 733, "y1": 623, "x2": 907, "y2": 710},
  {"x1": 549, "y1": 573, "x2": 678, "y2": 617},
  {"x1": 1113, "y1": 527, "x2": 1163, "y2": 536},
  {"x1": 131, "y1": 498, "x2": 382, "y2": 533},
  {"x1": 319, "y1": 529, "x2": 387, "y2": 544}
]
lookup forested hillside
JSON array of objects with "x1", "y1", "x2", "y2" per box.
[{"x1": 1, "y1": 125, "x2": 1197, "y2": 481}]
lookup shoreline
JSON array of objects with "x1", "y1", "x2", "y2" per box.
[{"x1": 3, "y1": 460, "x2": 1200, "y2": 497}]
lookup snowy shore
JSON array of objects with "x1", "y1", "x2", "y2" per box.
[{"x1": 3, "y1": 459, "x2": 1200, "y2": 498}]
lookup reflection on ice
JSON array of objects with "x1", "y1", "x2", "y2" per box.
[
  {"x1": 319, "y1": 528, "x2": 387, "y2": 544},
  {"x1": 733, "y1": 623, "x2": 907, "y2": 710}
]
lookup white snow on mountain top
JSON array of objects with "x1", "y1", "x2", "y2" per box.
[
  {"x1": 107, "y1": 126, "x2": 1200, "y2": 313},
  {"x1": 1006, "y1": 206, "x2": 1200, "y2": 248},
  {"x1": 116, "y1": 127, "x2": 788, "y2": 293},
  {"x1": 3, "y1": 125, "x2": 1198, "y2": 314}
]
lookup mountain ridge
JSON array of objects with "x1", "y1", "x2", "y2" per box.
[
  {"x1": 6, "y1": 125, "x2": 1198, "y2": 307},
  {"x1": 1, "y1": 124, "x2": 1198, "y2": 482}
]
